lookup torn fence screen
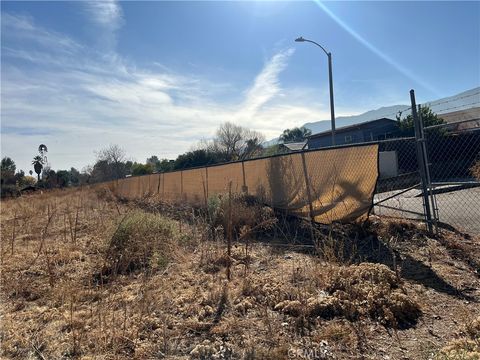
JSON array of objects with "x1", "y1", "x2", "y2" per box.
[{"x1": 102, "y1": 143, "x2": 379, "y2": 224}]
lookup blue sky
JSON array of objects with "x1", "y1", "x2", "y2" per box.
[{"x1": 1, "y1": 1, "x2": 479, "y2": 172}]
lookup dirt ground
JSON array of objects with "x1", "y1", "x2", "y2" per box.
[{"x1": 1, "y1": 188, "x2": 479, "y2": 359}]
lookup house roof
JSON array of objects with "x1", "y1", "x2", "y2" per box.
[
  {"x1": 308, "y1": 118, "x2": 396, "y2": 139},
  {"x1": 439, "y1": 107, "x2": 480, "y2": 124},
  {"x1": 282, "y1": 141, "x2": 308, "y2": 151}
]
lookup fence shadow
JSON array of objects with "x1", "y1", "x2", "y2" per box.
[
  {"x1": 257, "y1": 218, "x2": 475, "y2": 301},
  {"x1": 355, "y1": 232, "x2": 473, "y2": 300}
]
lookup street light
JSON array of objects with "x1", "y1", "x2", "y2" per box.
[{"x1": 295, "y1": 36, "x2": 336, "y2": 145}]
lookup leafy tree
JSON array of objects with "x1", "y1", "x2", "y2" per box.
[
  {"x1": 279, "y1": 127, "x2": 312, "y2": 143},
  {"x1": 131, "y1": 163, "x2": 154, "y2": 176},
  {"x1": 69, "y1": 167, "x2": 81, "y2": 186},
  {"x1": 91, "y1": 145, "x2": 130, "y2": 182},
  {"x1": 1, "y1": 158, "x2": 30, "y2": 196},
  {"x1": 396, "y1": 106, "x2": 446, "y2": 136},
  {"x1": 38, "y1": 167, "x2": 57, "y2": 188},
  {"x1": 79, "y1": 166, "x2": 93, "y2": 185},
  {"x1": 158, "y1": 159, "x2": 174, "y2": 172},
  {"x1": 146, "y1": 155, "x2": 161, "y2": 170},
  {"x1": 90, "y1": 160, "x2": 111, "y2": 182},
  {"x1": 1, "y1": 157, "x2": 17, "y2": 195},
  {"x1": 174, "y1": 149, "x2": 223, "y2": 170},
  {"x1": 242, "y1": 137, "x2": 264, "y2": 159},
  {"x1": 14, "y1": 170, "x2": 25, "y2": 185},
  {"x1": 146, "y1": 156, "x2": 175, "y2": 173},
  {"x1": 56, "y1": 170, "x2": 70, "y2": 187},
  {"x1": 46, "y1": 169, "x2": 57, "y2": 188},
  {"x1": 96, "y1": 144, "x2": 128, "y2": 178},
  {"x1": 1, "y1": 157, "x2": 16, "y2": 176}
]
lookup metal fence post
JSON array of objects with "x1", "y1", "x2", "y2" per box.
[
  {"x1": 241, "y1": 161, "x2": 248, "y2": 194},
  {"x1": 180, "y1": 170, "x2": 184, "y2": 200},
  {"x1": 148, "y1": 174, "x2": 151, "y2": 196},
  {"x1": 300, "y1": 152, "x2": 315, "y2": 225},
  {"x1": 411, "y1": 89, "x2": 433, "y2": 232},
  {"x1": 418, "y1": 104, "x2": 439, "y2": 232},
  {"x1": 162, "y1": 173, "x2": 165, "y2": 197},
  {"x1": 204, "y1": 167, "x2": 209, "y2": 208}
]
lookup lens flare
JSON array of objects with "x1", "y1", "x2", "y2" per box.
[{"x1": 314, "y1": 1, "x2": 440, "y2": 97}]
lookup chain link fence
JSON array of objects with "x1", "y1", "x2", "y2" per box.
[
  {"x1": 372, "y1": 137, "x2": 425, "y2": 221},
  {"x1": 372, "y1": 91, "x2": 480, "y2": 235},
  {"x1": 100, "y1": 90, "x2": 479, "y2": 235},
  {"x1": 424, "y1": 120, "x2": 480, "y2": 234},
  {"x1": 104, "y1": 144, "x2": 380, "y2": 224}
]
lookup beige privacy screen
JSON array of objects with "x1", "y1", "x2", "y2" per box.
[{"x1": 102, "y1": 144, "x2": 379, "y2": 223}]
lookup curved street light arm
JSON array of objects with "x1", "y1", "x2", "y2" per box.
[
  {"x1": 295, "y1": 36, "x2": 336, "y2": 145},
  {"x1": 297, "y1": 37, "x2": 330, "y2": 56}
]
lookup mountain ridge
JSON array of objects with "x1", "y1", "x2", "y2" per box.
[{"x1": 266, "y1": 87, "x2": 479, "y2": 145}]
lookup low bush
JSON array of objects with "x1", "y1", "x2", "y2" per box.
[
  {"x1": 206, "y1": 193, "x2": 276, "y2": 239},
  {"x1": 103, "y1": 211, "x2": 178, "y2": 275},
  {"x1": 95, "y1": 186, "x2": 115, "y2": 201},
  {"x1": 0, "y1": 184, "x2": 19, "y2": 198}
]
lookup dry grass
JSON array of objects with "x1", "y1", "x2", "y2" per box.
[
  {"x1": 273, "y1": 262, "x2": 421, "y2": 328},
  {"x1": 103, "y1": 210, "x2": 182, "y2": 276},
  {"x1": 438, "y1": 316, "x2": 480, "y2": 359},
  {"x1": 0, "y1": 187, "x2": 479, "y2": 359}
]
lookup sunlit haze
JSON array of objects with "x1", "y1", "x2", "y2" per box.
[{"x1": 1, "y1": 1, "x2": 479, "y2": 172}]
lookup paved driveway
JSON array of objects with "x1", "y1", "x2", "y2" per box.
[{"x1": 373, "y1": 187, "x2": 480, "y2": 235}]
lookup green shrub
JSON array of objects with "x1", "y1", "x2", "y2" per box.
[{"x1": 104, "y1": 211, "x2": 177, "y2": 275}]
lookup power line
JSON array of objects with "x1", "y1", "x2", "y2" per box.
[
  {"x1": 372, "y1": 106, "x2": 412, "y2": 120},
  {"x1": 428, "y1": 101, "x2": 480, "y2": 114},
  {"x1": 423, "y1": 91, "x2": 480, "y2": 108}
]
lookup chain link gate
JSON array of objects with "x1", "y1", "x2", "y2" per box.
[
  {"x1": 423, "y1": 109, "x2": 480, "y2": 235},
  {"x1": 373, "y1": 89, "x2": 480, "y2": 234}
]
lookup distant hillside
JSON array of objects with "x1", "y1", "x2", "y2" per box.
[
  {"x1": 265, "y1": 87, "x2": 480, "y2": 145},
  {"x1": 302, "y1": 105, "x2": 409, "y2": 135}
]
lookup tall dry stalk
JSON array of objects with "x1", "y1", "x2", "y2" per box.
[
  {"x1": 122, "y1": 301, "x2": 128, "y2": 339},
  {"x1": 226, "y1": 181, "x2": 233, "y2": 281},
  {"x1": 70, "y1": 296, "x2": 77, "y2": 355},
  {"x1": 68, "y1": 208, "x2": 74, "y2": 242},
  {"x1": 11, "y1": 209, "x2": 17, "y2": 255},
  {"x1": 63, "y1": 213, "x2": 67, "y2": 242},
  {"x1": 44, "y1": 249, "x2": 55, "y2": 287},
  {"x1": 22, "y1": 208, "x2": 56, "y2": 273},
  {"x1": 73, "y1": 206, "x2": 79, "y2": 244}
]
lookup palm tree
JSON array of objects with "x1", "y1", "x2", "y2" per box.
[
  {"x1": 32, "y1": 155, "x2": 44, "y2": 182},
  {"x1": 279, "y1": 127, "x2": 312, "y2": 143}
]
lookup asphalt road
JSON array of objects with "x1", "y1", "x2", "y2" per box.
[{"x1": 373, "y1": 187, "x2": 480, "y2": 235}]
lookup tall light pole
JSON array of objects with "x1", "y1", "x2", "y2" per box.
[{"x1": 295, "y1": 36, "x2": 336, "y2": 145}]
